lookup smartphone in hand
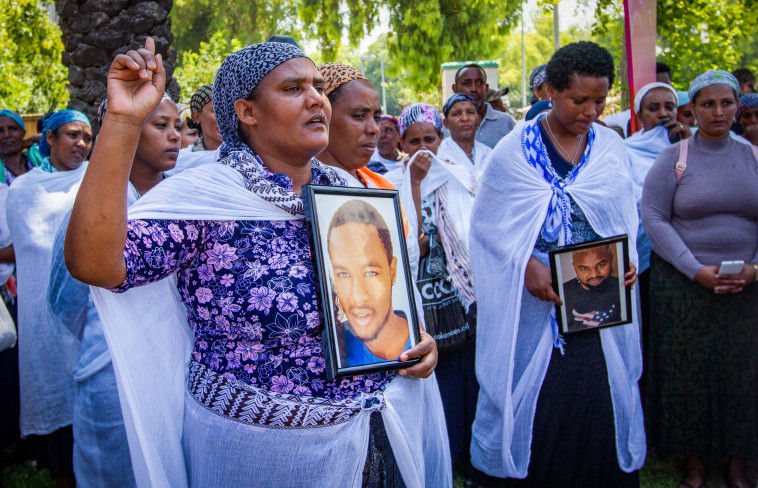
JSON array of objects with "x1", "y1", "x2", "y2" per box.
[{"x1": 718, "y1": 260, "x2": 744, "y2": 275}]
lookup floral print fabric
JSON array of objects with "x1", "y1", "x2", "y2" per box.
[{"x1": 114, "y1": 176, "x2": 394, "y2": 401}]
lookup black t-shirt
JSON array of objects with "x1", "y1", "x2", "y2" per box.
[{"x1": 563, "y1": 276, "x2": 621, "y2": 332}]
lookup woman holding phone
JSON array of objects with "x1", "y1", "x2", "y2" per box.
[{"x1": 642, "y1": 70, "x2": 758, "y2": 488}]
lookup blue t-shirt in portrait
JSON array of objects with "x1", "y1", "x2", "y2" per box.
[{"x1": 340, "y1": 310, "x2": 411, "y2": 367}]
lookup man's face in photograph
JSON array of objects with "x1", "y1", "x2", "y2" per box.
[
  {"x1": 329, "y1": 222, "x2": 397, "y2": 342},
  {"x1": 572, "y1": 247, "x2": 613, "y2": 290}
]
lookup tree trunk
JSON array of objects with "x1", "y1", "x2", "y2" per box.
[{"x1": 56, "y1": 0, "x2": 181, "y2": 134}]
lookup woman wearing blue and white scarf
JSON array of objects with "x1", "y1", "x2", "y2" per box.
[
  {"x1": 65, "y1": 38, "x2": 449, "y2": 488},
  {"x1": 5, "y1": 108, "x2": 92, "y2": 486},
  {"x1": 469, "y1": 42, "x2": 644, "y2": 487}
]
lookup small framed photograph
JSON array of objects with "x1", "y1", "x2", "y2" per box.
[
  {"x1": 549, "y1": 235, "x2": 632, "y2": 334},
  {"x1": 303, "y1": 185, "x2": 422, "y2": 379}
]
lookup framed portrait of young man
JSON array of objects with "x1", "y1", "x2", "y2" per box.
[
  {"x1": 549, "y1": 235, "x2": 633, "y2": 334},
  {"x1": 303, "y1": 185, "x2": 422, "y2": 380}
]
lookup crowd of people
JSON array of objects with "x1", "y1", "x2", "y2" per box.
[{"x1": 0, "y1": 33, "x2": 755, "y2": 488}]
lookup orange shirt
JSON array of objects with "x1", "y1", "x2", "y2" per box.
[{"x1": 355, "y1": 167, "x2": 409, "y2": 237}]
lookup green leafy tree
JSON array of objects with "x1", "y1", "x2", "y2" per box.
[
  {"x1": 592, "y1": 0, "x2": 758, "y2": 91},
  {"x1": 656, "y1": 0, "x2": 750, "y2": 88},
  {"x1": 385, "y1": 0, "x2": 521, "y2": 92},
  {"x1": 299, "y1": 0, "x2": 379, "y2": 62},
  {"x1": 172, "y1": 0, "x2": 299, "y2": 55},
  {"x1": 494, "y1": 9, "x2": 591, "y2": 110},
  {"x1": 0, "y1": 0, "x2": 68, "y2": 113},
  {"x1": 173, "y1": 31, "x2": 243, "y2": 103},
  {"x1": 172, "y1": 0, "x2": 524, "y2": 95}
]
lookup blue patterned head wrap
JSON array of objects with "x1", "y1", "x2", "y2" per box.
[
  {"x1": 213, "y1": 42, "x2": 308, "y2": 158},
  {"x1": 529, "y1": 64, "x2": 548, "y2": 104},
  {"x1": 39, "y1": 109, "x2": 91, "y2": 158},
  {"x1": 398, "y1": 103, "x2": 444, "y2": 137},
  {"x1": 688, "y1": 70, "x2": 739, "y2": 103},
  {"x1": 529, "y1": 64, "x2": 547, "y2": 90},
  {"x1": 0, "y1": 109, "x2": 25, "y2": 132},
  {"x1": 738, "y1": 93, "x2": 758, "y2": 118},
  {"x1": 442, "y1": 93, "x2": 478, "y2": 118}
]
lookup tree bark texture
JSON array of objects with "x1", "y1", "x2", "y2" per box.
[{"x1": 56, "y1": 0, "x2": 181, "y2": 134}]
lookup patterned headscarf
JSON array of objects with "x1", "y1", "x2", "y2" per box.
[
  {"x1": 633, "y1": 82, "x2": 678, "y2": 114},
  {"x1": 738, "y1": 93, "x2": 758, "y2": 117},
  {"x1": 0, "y1": 109, "x2": 25, "y2": 131},
  {"x1": 529, "y1": 64, "x2": 547, "y2": 105},
  {"x1": 442, "y1": 93, "x2": 478, "y2": 118},
  {"x1": 688, "y1": 70, "x2": 739, "y2": 102},
  {"x1": 39, "y1": 109, "x2": 91, "y2": 158},
  {"x1": 211, "y1": 42, "x2": 344, "y2": 215},
  {"x1": 380, "y1": 115, "x2": 399, "y2": 128},
  {"x1": 178, "y1": 105, "x2": 192, "y2": 125},
  {"x1": 316, "y1": 63, "x2": 368, "y2": 97},
  {"x1": 213, "y1": 41, "x2": 307, "y2": 158},
  {"x1": 529, "y1": 64, "x2": 547, "y2": 90},
  {"x1": 190, "y1": 84, "x2": 213, "y2": 113},
  {"x1": 398, "y1": 103, "x2": 444, "y2": 137}
]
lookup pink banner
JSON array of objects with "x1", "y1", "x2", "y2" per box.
[{"x1": 624, "y1": 0, "x2": 657, "y2": 135}]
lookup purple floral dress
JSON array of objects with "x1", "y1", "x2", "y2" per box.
[{"x1": 114, "y1": 168, "x2": 395, "y2": 401}]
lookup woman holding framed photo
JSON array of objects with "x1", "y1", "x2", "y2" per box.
[
  {"x1": 64, "y1": 38, "x2": 449, "y2": 488},
  {"x1": 468, "y1": 42, "x2": 644, "y2": 487},
  {"x1": 642, "y1": 70, "x2": 758, "y2": 488}
]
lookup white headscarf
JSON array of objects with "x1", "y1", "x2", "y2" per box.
[{"x1": 633, "y1": 82, "x2": 678, "y2": 114}]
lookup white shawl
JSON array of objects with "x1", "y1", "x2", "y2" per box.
[
  {"x1": 469, "y1": 123, "x2": 646, "y2": 478},
  {"x1": 624, "y1": 126, "x2": 672, "y2": 273},
  {"x1": 437, "y1": 136, "x2": 492, "y2": 180},
  {"x1": 91, "y1": 163, "x2": 451, "y2": 488},
  {"x1": 0, "y1": 184, "x2": 14, "y2": 286},
  {"x1": 166, "y1": 146, "x2": 218, "y2": 176},
  {"x1": 7, "y1": 165, "x2": 86, "y2": 436}
]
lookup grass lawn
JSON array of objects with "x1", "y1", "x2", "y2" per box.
[
  {"x1": 3, "y1": 452, "x2": 755, "y2": 487},
  {"x1": 1, "y1": 463, "x2": 54, "y2": 488}
]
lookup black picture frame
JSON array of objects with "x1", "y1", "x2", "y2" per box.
[
  {"x1": 548, "y1": 234, "x2": 633, "y2": 334},
  {"x1": 303, "y1": 185, "x2": 422, "y2": 380}
]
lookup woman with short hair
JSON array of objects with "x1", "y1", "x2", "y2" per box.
[
  {"x1": 469, "y1": 41, "x2": 644, "y2": 487},
  {"x1": 65, "y1": 39, "x2": 449, "y2": 488},
  {"x1": 642, "y1": 70, "x2": 758, "y2": 488}
]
